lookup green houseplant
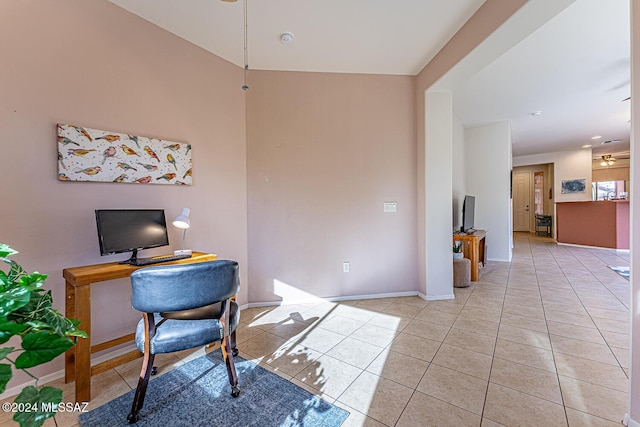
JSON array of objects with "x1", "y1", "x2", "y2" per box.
[
  {"x1": 453, "y1": 241, "x2": 463, "y2": 259},
  {"x1": 0, "y1": 244, "x2": 87, "y2": 427}
]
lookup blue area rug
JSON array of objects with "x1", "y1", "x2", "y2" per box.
[
  {"x1": 609, "y1": 265, "x2": 630, "y2": 280},
  {"x1": 79, "y1": 350, "x2": 348, "y2": 427}
]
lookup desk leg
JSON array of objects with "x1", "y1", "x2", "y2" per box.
[
  {"x1": 469, "y1": 240, "x2": 479, "y2": 281},
  {"x1": 73, "y1": 284, "x2": 91, "y2": 402},
  {"x1": 64, "y1": 281, "x2": 76, "y2": 383}
]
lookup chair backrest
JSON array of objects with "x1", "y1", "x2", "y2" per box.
[{"x1": 130, "y1": 260, "x2": 239, "y2": 313}]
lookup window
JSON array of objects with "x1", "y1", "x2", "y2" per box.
[{"x1": 592, "y1": 180, "x2": 627, "y2": 200}]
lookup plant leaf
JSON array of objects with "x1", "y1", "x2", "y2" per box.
[
  {"x1": 15, "y1": 333, "x2": 74, "y2": 369},
  {"x1": 0, "y1": 363, "x2": 12, "y2": 394},
  {"x1": 0, "y1": 287, "x2": 31, "y2": 318},
  {"x1": 13, "y1": 385, "x2": 61, "y2": 427},
  {"x1": 0, "y1": 244, "x2": 17, "y2": 259}
]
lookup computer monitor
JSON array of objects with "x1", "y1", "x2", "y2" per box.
[
  {"x1": 461, "y1": 195, "x2": 476, "y2": 233},
  {"x1": 95, "y1": 209, "x2": 169, "y2": 264}
]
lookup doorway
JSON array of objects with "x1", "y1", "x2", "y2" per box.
[{"x1": 513, "y1": 171, "x2": 531, "y2": 232}]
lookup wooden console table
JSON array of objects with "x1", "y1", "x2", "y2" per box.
[
  {"x1": 453, "y1": 230, "x2": 487, "y2": 281},
  {"x1": 63, "y1": 251, "x2": 217, "y2": 402}
]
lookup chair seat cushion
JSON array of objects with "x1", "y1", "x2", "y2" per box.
[{"x1": 135, "y1": 301, "x2": 239, "y2": 354}]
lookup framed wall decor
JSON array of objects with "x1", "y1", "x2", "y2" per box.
[
  {"x1": 561, "y1": 179, "x2": 586, "y2": 194},
  {"x1": 57, "y1": 124, "x2": 192, "y2": 185}
]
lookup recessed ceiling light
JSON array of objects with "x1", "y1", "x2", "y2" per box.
[
  {"x1": 529, "y1": 111, "x2": 543, "y2": 117},
  {"x1": 582, "y1": 144, "x2": 592, "y2": 148},
  {"x1": 591, "y1": 135, "x2": 602, "y2": 140},
  {"x1": 280, "y1": 32, "x2": 295, "y2": 44}
]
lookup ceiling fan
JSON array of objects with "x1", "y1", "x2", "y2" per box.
[{"x1": 600, "y1": 154, "x2": 616, "y2": 166}]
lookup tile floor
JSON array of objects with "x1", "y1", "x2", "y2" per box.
[{"x1": 0, "y1": 232, "x2": 631, "y2": 426}]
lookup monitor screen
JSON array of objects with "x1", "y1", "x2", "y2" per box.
[
  {"x1": 462, "y1": 195, "x2": 475, "y2": 233},
  {"x1": 95, "y1": 209, "x2": 169, "y2": 258}
]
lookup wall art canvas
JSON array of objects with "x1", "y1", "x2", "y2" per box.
[
  {"x1": 57, "y1": 124, "x2": 192, "y2": 185},
  {"x1": 561, "y1": 178, "x2": 586, "y2": 194}
]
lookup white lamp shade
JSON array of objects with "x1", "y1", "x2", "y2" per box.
[{"x1": 173, "y1": 208, "x2": 191, "y2": 229}]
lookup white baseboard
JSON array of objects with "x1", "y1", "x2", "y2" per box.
[
  {"x1": 246, "y1": 291, "x2": 420, "y2": 308},
  {"x1": 424, "y1": 293, "x2": 455, "y2": 301},
  {"x1": 557, "y1": 242, "x2": 630, "y2": 253},
  {"x1": 624, "y1": 413, "x2": 640, "y2": 427}
]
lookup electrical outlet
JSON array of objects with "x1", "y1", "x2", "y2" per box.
[{"x1": 343, "y1": 261, "x2": 350, "y2": 273}]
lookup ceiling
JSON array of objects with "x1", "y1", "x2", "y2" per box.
[{"x1": 108, "y1": 0, "x2": 631, "y2": 159}]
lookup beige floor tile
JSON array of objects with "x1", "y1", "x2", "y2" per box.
[
  {"x1": 386, "y1": 332, "x2": 441, "y2": 362},
  {"x1": 266, "y1": 318, "x2": 317, "y2": 340},
  {"x1": 489, "y1": 357, "x2": 562, "y2": 404},
  {"x1": 417, "y1": 364, "x2": 488, "y2": 415},
  {"x1": 432, "y1": 344, "x2": 493, "y2": 380},
  {"x1": 365, "y1": 348, "x2": 429, "y2": 389},
  {"x1": 396, "y1": 390, "x2": 481, "y2": 427},
  {"x1": 501, "y1": 302, "x2": 545, "y2": 319},
  {"x1": 500, "y1": 312, "x2": 548, "y2": 333},
  {"x1": 330, "y1": 304, "x2": 378, "y2": 323},
  {"x1": 286, "y1": 325, "x2": 345, "y2": 353},
  {"x1": 482, "y1": 418, "x2": 507, "y2": 427},
  {"x1": 294, "y1": 354, "x2": 362, "y2": 399},
  {"x1": 600, "y1": 329, "x2": 629, "y2": 349},
  {"x1": 498, "y1": 323, "x2": 552, "y2": 350},
  {"x1": 337, "y1": 371, "x2": 413, "y2": 426},
  {"x1": 453, "y1": 315, "x2": 500, "y2": 337},
  {"x1": 334, "y1": 401, "x2": 387, "y2": 427},
  {"x1": 444, "y1": 327, "x2": 497, "y2": 355},
  {"x1": 542, "y1": 301, "x2": 589, "y2": 315},
  {"x1": 415, "y1": 306, "x2": 459, "y2": 327},
  {"x1": 354, "y1": 297, "x2": 397, "y2": 313},
  {"x1": 544, "y1": 309, "x2": 595, "y2": 328},
  {"x1": 549, "y1": 335, "x2": 619, "y2": 366},
  {"x1": 460, "y1": 306, "x2": 503, "y2": 323},
  {"x1": 236, "y1": 331, "x2": 288, "y2": 358},
  {"x1": 565, "y1": 408, "x2": 625, "y2": 427},
  {"x1": 610, "y1": 345, "x2": 629, "y2": 369},
  {"x1": 559, "y1": 376, "x2": 628, "y2": 423},
  {"x1": 591, "y1": 316, "x2": 629, "y2": 334},
  {"x1": 325, "y1": 336, "x2": 384, "y2": 369},
  {"x1": 427, "y1": 300, "x2": 465, "y2": 315},
  {"x1": 263, "y1": 343, "x2": 323, "y2": 377},
  {"x1": 367, "y1": 312, "x2": 411, "y2": 331},
  {"x1": 394, "y1": 295, "x2": 429, "y2": 308},
  {"x1": 585, "y1": 307, "x2": 629, "y2": 322},
  {"x1": 495, "y1": 338, "x2": 556, "y2": 373},
  {"x1": 402, "y1": 319, "x2": 450, "y2": 342},
  {"x1": 317, "y1": 315, "x2": 366, "y2": 336},
  {"x1": 546, "y1": 321, "x2": 606, "y2": 345},
  {"x1": 348, "y1": 322, "x2": 400, "y2": 346},
  {"x1": 382, "y1": 302, "x2": 424, "y2": 318},
  {"x1": 554, "y1": 352, "x2": 628, "y2": 392},
  {"x1": 483, "y1": 383, "x2": 567, "y2": 427}
]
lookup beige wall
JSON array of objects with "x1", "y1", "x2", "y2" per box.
[
  {"x1": 246, "y1": 71, "x2": 418, "y2": 302},
  {"x1": 1, "y1": 0, "x2": 248, "y2": 386}
]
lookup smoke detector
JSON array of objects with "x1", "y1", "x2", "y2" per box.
[{"x1": 280, "y1": 32, "x2": 295, "y2": 44}]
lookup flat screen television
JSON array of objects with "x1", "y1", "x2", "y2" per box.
[
  {"x1": 95, "y1": 209, "x2": 169, "y2": 264},
  {"x1": 461, "y1": 195, "x2": 476, "y2": 233}
]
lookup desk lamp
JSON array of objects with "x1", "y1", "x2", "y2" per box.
[{"x1": 172, "y1": 208, "x2": 192, "y2": 256}]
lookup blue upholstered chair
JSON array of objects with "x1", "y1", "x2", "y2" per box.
[{"x1": 127, "y1": 260, "x2": 241, "y2": 423}]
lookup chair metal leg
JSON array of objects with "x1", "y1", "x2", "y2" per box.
[{"x1": 221, "y1": 335, "x2": 240, "y2": 397}]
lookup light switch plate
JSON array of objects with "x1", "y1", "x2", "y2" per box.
[{"x1": 383, "y1": 202, "x2": 397, "y2": 213}]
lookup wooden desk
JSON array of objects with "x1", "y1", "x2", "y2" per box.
[
  {"x1": 63, "y1": 252, "x2": 217, "y2": 402},
  {"x1": 453, "y1": 230, "x2": 487, "y2": 281}
]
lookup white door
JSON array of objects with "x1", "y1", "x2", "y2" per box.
[{"x1": 513, "y1": 171, "x2": 531, "y2": 232}]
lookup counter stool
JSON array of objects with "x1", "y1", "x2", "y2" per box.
[{"x1": 453, "y1": 257, "x2": 471, "y2": 288}]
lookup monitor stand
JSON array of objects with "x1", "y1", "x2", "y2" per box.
[{"x1": 119, "y1": 249, "x2": 139, "y2": 265}]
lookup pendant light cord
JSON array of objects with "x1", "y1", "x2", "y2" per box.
[{"x1": 242, "y1": 0, "x2": 249, "y2": 90}]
